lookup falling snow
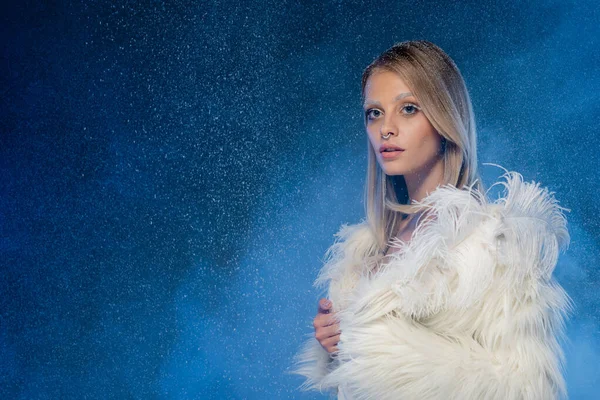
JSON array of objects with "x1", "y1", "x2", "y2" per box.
[{"x1": 1, "y1": 1, "x2": 599, "y2": 399}]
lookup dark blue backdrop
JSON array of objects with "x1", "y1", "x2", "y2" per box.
[{"x1": 1, "y1": 0, "x2": 599, "y2": 398}]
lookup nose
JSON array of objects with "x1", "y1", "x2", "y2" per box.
[{"x1": 380, "y1": 116, "x2": 398, "y2": 138}]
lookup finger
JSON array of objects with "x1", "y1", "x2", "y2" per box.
[
  {"x1": 315, "y1": 323, "x2": 340, "y2": 341},
  {"x1": 317, "y1": 298, "x2": 332, "y2": 314},
  {"x1": 314, "y1": 312, "x2": 338, "y2": 328},
  {"x1": 322, "y1": 334, "x2": 341, "y2": 353},
  {"x1": 323, "y1": 322, "x2": 341, "y2": 337},
  {"x1": 322, "y1": 333, "x2": 341, "y2": 348}
]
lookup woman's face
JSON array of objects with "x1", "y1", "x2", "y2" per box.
[{"x1": 363, "y1": 69, "x2": 443, "y2": 177}]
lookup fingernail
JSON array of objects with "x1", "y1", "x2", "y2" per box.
[{"x1": 324, "y1": 300, "x2": 331, "y2": 307}]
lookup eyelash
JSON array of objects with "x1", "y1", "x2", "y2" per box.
[{"x1": 365, "y1": 103, "x2": 421, "y2": 121}]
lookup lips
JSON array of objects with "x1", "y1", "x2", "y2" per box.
[
  {"x1": 379, "y1": 144, "x2": 405, "y2": 153},
  {"x1": 379, "y1": 144, "x2": 405, "y2": 160}
]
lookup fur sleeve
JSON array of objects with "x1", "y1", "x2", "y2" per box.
[
  {"x1": 290, "y1": 221, "x2": 378, "y2": 394},
  {"x1": 320, "y1": 171, "x2": 573, "y2": 400},
  {"x1": 290, "y1": 334, "x2": 338, "y2": 394}
]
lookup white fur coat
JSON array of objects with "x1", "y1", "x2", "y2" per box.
[{"x1": 292, "y1": 171, "x2": 572, "y2": 400}]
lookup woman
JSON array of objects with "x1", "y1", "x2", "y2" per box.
[{"x1": 292, "y1": 40, "x2": 571, "y2": 399}]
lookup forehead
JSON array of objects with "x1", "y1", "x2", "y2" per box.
[{"x1": 364, "y1": 70, "x2": 413, "y2": 98}]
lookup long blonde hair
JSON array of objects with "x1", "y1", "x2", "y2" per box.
[{"x1": 361, "y1": 40, "x2": 484, "y2": 251}]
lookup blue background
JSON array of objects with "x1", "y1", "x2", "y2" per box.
[{"x1": 1, "y1": 0, "x2": 599, "y2": 398}]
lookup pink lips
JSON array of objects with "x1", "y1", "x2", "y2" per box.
[
  {"x1": 380, "y1": 149, "x2": 404, "y2": 159},
  {"x1": 379, "y1": 143, "x2": 405, "y2": 152}
]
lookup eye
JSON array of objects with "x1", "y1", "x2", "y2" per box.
[
  {"x1": 365, "y1": 108, "x2": 382, "y2": 121},
  {"x1": 365, "y1": 103, "x2": 421, "y2": 122},
  {"x1": 401, "y1": 103, "x2": 420, "y2": 115}
]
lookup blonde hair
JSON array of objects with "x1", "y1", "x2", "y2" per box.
[{"x1": 361, "y1": 40, "x2": 484, "y2": 251}]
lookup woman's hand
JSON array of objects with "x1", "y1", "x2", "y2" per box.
[{"x1": 313, "y1": 298, "x2": 341, "y2": 354}]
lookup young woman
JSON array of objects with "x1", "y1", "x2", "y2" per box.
[{"x1": 292, "y1": 40, "x2": 571, "y2": 399}]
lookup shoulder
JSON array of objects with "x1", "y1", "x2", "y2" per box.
[
  {"x1": 414, "y1": 169, "x2": 569, "y2": 261},
  {"x1": 314, "y1": 220, "x2": 378, "y2": 289},
  {"x1": 425, "y1": 168, "x2": 570, "y2": 286},
  {"x1": 487, "y1": 170, "x2": 570, "y2": 283},
  {"x1": 402, "y1": 168, "x2": 570, "y2": 289},
  {"x1": 330, "y1": 220, "x2": 376, "y2": 254},
  {"x1": 381, "y1": 169, "x2": 571, "y2": 320}
]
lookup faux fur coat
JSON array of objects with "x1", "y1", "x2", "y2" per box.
[{"x1": 292, "y1": 171, "x2": 572, "y2": 400}]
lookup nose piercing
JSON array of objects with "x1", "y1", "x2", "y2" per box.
[{"x1": 381, "y1": 132, "x2": 391, "y2": 139}]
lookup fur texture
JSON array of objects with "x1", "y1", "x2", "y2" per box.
[{"x1": 291, "y1": 170, "x2": 572, "y2": 400}]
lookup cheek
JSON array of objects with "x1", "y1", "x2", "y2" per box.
[
  {"x1": 418, "y1": 137, "x2": 443, "y2": 161},
  {"x1": 366, "y1": 128, "x2": 379, "y2": 145},
  {"x1": 413, "y1": 123, "x2": 439, "y2": 148}
]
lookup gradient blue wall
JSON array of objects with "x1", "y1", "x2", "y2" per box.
[{"x1": 1, "y1": 0, "x2": 598, "y2": 398}]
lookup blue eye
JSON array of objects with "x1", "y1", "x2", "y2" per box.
[
  {"x1": 401, "y1": 103, "x2": 420, "y2": 115},
  {"x1": 365, "y1": 109, "x2": 381, "y2": 121}
]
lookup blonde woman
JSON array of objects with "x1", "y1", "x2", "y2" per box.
[{"x1": 292, "y1": 40, "x2": 571, "y2": 400}]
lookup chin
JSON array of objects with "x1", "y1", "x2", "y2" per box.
[
  {"x1": 383, "y1": 170, "x2": 406, "y2": 177},
  {"x1": 379, "y1": 163, "x2": 406, "y2": 176}
]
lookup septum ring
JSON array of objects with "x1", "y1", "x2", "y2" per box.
[{"x1": 381, "y1": 132, "x2": 391, "y2": 139}]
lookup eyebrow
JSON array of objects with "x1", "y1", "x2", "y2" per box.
[{"x1": 363, "y1": 92, "x2": 414, "y2": 108}]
